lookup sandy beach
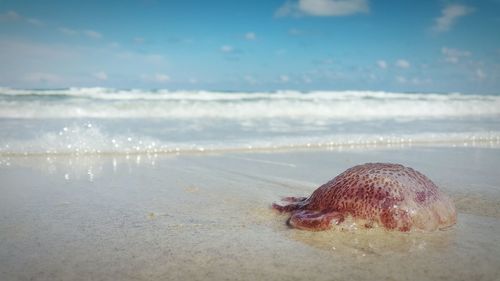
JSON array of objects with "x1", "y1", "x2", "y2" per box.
[
  {"x1": 2, "y1": 0, "x2": 500, "y2": 280},
  {"x1": 1, "y1": 146, "x2": 499, "y2": 281}
]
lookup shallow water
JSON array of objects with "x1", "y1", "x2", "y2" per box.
[
  {"x1": 0, "y1": 147, "x2": 499, "y2": 280},
  {"x1": 1, "y1": 89, "x2": 500, "y2": 155}
]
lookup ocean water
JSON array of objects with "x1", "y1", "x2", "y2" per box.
[{"x1": 0, "y1": 87, "x2": 499, "y2": 155}]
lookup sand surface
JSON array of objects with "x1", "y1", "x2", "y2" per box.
[{"x1": 1, "y1": 147, "x2": 500, "y2": 281}]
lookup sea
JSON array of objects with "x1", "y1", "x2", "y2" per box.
[{"x1": 1, "y1": 87, "x2": 499, "y2": 156}]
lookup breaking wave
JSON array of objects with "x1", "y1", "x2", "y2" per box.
[
  {"x1": 1, "y1": 88, "x2": 499, "y2": 155},
  {"x1": 1, "y1": 88, "x2": 499, "y2": 120}
]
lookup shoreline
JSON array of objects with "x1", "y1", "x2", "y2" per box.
[
  {"x1": 1, "y1": 136, "x2": 500, "y2": 158},
  {"x1": 1, "y1": 146, "x2": 499, "y2": 280}
]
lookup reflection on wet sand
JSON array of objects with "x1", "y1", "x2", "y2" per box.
[
  {"x1": 287, "y1": 224, "x2": 456, "y2": 255},
  {"x1": 0, "y1": 153, "x2": 164, "y2": 182},
  {"x1": 1, "y1": 147, "x2": 499, "y2": 281}
]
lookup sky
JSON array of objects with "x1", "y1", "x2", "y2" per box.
[{"x1": 0, "y1": 0, "x2": 499, "y2": 93}]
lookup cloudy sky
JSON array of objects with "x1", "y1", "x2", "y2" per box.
[{"x1": 0, "y1": 0, "x2": 499, "y2": 93}]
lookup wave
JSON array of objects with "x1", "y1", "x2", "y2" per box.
[
  {"x1": 1, "y1": 88, "x2": 499, "y2": 155},
  {"x1": 1, "y1": 123, "x2": 499, "y2": 156},
  {"x1": 0, "y1": 87, "x2": 493, "y2": 101},
  {"x1": 0, "y1": 88, "x2": 499, "y2": 120}
]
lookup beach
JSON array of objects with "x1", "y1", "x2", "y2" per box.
[
  {"x1": 1, "y1": 146, "x2": 499, "y2": 281},
  {"x1": 2, "y1": 0, "x2": 500, "y2": 279}
]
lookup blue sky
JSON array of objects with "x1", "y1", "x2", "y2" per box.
[{"x1": 0, "y1": 0, "x2": 499, "y2": 93}]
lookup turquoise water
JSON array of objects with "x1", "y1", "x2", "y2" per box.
[{"x1": 1, "y1": 88, "x2": 499, "y2": 155}]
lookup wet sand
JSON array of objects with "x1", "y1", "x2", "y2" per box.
[{"x1": 1, "y1": 146, "x2": 499, "y2": 281}]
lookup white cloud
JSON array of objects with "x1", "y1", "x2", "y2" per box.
[
  {"x1": 377, "y1": 60, "x2": 387, "y2": 69},
  {"x1": 433, "y1": 4, "x2": 474, "y2": 32},
  {"x1": 299, "y1": 0, "x2": 369, "y2": 16},
  {"x1": 288, "y1": 28, "x2": 303, "y2": 36},
  {"x1": 0, "y1": 39, "x2": 78, "y2": 62},
  {"x1": 396, "y1": 75, "x2": 431, "y2": 85},
  {"x1": 245, "y1": 32, "x2": 256, "y2": 40},
  {"x1": 276, "y1": 0, "x2": 369, "y2": 17},
  {"x1": 93, "y1": 72, "x2": 108, "y2": 81},
  {"x1": 0, "y1": 38, "x2": 175, "y2": 87},
  {"x1": 154, "y1": 74, "x2": 170, "y2": 82},
  {"x1": 115, "y1": 52, "x2": 134, "y2": 60},
  {"x1": 396, "y1": 76, "x2": 407, "y2": 84},
  {"x1": 142, "y1": 73, "x2": 170, "y2": 83},
  {"x1": 115, "y1": 51, "x2": 167, "y2": 67},
  {"x1": 275, "y1": 49, "x2": 287, "y2": 56},
  {"x1": 84, "y1": 30, "x2": 102, "y2": 39},
  {"x1": 395, "y1": 59, "x2": 410, "y2": 69},
  {"x1": 144, "y1": 54, "x2": 165, "y2": 64},
  {"x1": 59, "y1": 28, "x2": 103, "y2": 39},
  {"x1": 0, "y1": 11, "x2": 43, "y2": 26},
  {"x1": 220, "y1": 45, "x2": 234, "y2": 53},
  {"x1": 24, "y1": 72, "x2": 62, "y2": 84},
  {"x1": 320, "y1": 58, "x2": 334, "y2": 65},
  {"x1": 59, "y1": 27, "x2": 78, "y2": 36},
  {"x1": 0, "y1": 10, "x2": 20, "y2": 21},
  {"x1": 367, "y1": 73, "x2": 377, "y2": 81},
  {"x1": 409, "y1": 77, "x2": 431, "y2": 85},
  {"x1": 476, "y1": 69, "x2": 486, "y2": 80},
  {"x1": 27, "y1": 18, "x2": 44, "y2": 26},
  {"x1": 133, "y1": 37, "x2": 145, "y2": 44},
  {"x1": 441, "y1": 47, "x2": 471, "y2": 63},
  {"x1": 276, "y1": 1, "x2": 301, "y2": 17},
  {"x1": 280, "y1": 75, "x2": 290, "y2": 82},
  {"x1": 0, "y1": 11, "x2": 45, "y2": 27},
  {"x1": 244, "y1": 75, "x2": 258, "y2": 84}
]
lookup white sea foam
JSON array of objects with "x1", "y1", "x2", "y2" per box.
[
  {"x1": 0, "y1": 123, "x2": 499, "y2": 156},
  {"x1": 0, "y1": 88, "x2": 499, "y2": 120},
  {"x1": 1, "y1": 88, "x2": 499, "y2": 155}
]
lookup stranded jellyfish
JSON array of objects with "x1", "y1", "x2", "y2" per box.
[{"x1": 273, "y1": 163, "x2": 456, "y2": 232}]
